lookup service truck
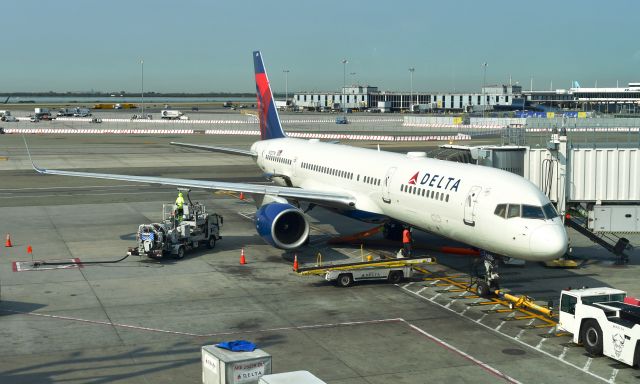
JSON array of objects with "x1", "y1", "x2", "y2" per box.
[
  {"x1": 127, "y1": 195, "x2": 222, "y2": 260},
  {"x1": 160, "y1": 109, "x2": 189, "y2": 120},
  {"x1": 557, "y1": 287, "x2": 640, "y2": 366}
]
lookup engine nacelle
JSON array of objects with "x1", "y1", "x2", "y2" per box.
[{"x1": 255, "y1": 203, "x2": 309, "y2": 249}]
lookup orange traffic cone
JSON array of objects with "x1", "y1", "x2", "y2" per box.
[
  {"x1": 293, "y1": 254, "x2": 299, "y2": 272},
  {"x1": 27, "y1": 245, "x2": 33, "y2": 254},
  {"x1": 240, "y1": 247, "x2": 247, "y2": 265},
  {"x1": 5, "y1": 233, "x2": 12, "y2": 247},
  {"x1": 239, "y1": 192, "x2": 245, "y2": 200}
]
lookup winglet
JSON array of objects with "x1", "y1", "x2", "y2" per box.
[
  {"x1": 253, "y1": 51, "x2": 286, "y2": 140},
  {"x1": 22, "y1": 135, "x2": 45, "y2": 174}
]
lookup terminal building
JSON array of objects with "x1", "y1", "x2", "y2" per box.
[
  {"x1": 292, "y1": 82, "x2": 640, "y2": 114},
  {"x1": 524, "y1": 82, "x2": 640, "y2": 113},
  {"x1": 293, "y1": 84, "x2": 525, "y2": 113}
]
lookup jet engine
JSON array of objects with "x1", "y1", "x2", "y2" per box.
[{"x1": 255, "y1": 203, "x2": 309, "y2": 249}]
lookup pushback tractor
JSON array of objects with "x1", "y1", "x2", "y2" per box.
[
  {"x1": 128, "y1": 190, "x2": 223, "y2": 260},
  {"x1": 557, "y1": 287, "x2": 640, "y2": 367}
]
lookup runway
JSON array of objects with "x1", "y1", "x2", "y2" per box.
[{"x1": 0, "y1": 134, "x2": 638, "y2": 383}]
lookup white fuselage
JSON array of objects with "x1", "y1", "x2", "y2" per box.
[{"x1": 251, "y1": 138, "x2": 568, "y2": 261}]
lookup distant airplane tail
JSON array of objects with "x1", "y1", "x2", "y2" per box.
[{"x1": 253, "y1": 51, "x2": 286, "y2": 140}]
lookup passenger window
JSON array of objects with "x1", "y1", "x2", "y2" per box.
[
  {"x1": 435, "y1": 192, "x2": 440, "y2": 199},
  {"x1": 507, "y1": 204, "x2": 521, "y2": 218},
  {"x1": 445, "y1": 194, "x2": 449, "y2": 202},
  {"x1": 494, "y1": 204, "x2": 507, "y2": 218}
]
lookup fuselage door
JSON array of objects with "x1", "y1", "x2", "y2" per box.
[
  {"x1": 463, "y1": 186, "x2": 482, "y2": 226},
  {"x1": 382, "y1": 167, "x2": 397, "y2": 204}
]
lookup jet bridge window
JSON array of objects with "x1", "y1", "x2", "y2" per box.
[{"x1": 522, "y1": 205, "x2": 545, "y2": 219}]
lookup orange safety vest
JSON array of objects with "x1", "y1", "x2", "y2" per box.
[{"x1": 402, "y1": 229, "x2": 411, "y2": 244}]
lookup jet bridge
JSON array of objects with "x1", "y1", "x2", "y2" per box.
[{"x1": 436, "y1": 129, "x2": 639, "y2": 262}]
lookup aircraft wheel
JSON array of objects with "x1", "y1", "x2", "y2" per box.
[{"x1": 476, "y1": 281, "x2": 491, "y2": 298}]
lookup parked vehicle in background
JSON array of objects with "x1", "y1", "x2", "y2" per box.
[{"x1": 160, "y1": 110, "x2": 188, "y2": 120}]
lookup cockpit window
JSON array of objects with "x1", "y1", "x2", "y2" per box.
[
  {"x1": 542, "y1": 203, "x2": 559, "y2": 219},
  {"x1": 507, "y1": 204, "x2": 520, "y2": 218},
  {"x1": 494, "y1": 204, "x2": 506, "y2": 218},
  {"x1": 522, "y1": 205, "x2": 545, "y2": 219}
]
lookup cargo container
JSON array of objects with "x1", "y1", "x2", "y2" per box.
[{"x1": 202, "y1": 345, "x2": 271, "y2": 384}]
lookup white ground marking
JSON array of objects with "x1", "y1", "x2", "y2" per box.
[{"x1": 400, "y1": 285, "x2": 610, "y2": 383}]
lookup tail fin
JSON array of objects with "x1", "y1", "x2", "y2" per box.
[{"x1": 253, "y1": 51, "x2": 286, "y2": 140}]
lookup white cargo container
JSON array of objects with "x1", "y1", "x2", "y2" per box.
[
  {"x1": 259, "y1": 371, "x2": 326, "y2": 384},
  {"x1": 202, "y1": 345, "x2": 272, "y2": 384}
]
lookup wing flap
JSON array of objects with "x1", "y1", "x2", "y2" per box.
[{"x1": 171, "y1": 142, "x2": 256, "y2": 157}]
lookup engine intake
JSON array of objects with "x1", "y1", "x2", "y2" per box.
[{"x1": 255, "y1": 203, "x2": 309, "y2": 249}]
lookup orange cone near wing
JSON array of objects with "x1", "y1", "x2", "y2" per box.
[{"x1": 240, "y1": 247, "x2": 247, "y2": 265}]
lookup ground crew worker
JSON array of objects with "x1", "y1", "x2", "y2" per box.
[
  {"x1": 175, "y1": 191, "x2": 185, "y2": 221},
  {"x1": 402, "y1": 227, "x2": 412, "y2": 258}
]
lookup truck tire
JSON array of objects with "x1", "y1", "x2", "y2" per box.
[
  {"x1": 207, "y1": 236, "x2": 216, "y2": 249},
  {"x1": 173, "y1": 246, "x2": 185, "y2": 260},
  {"x1": 336, "y1": 274, "x2": 353, "y2": 288},
  {"x1": 581, "y1": 319, "x2": 603, "y2": 356},
  {"x1": 388, "y1": 271, "x2": 404, "y2": 284}
]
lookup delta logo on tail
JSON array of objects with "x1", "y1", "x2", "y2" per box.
[
  {"x1": 408, "y1": 171, "x2": 462, "y2": 191},
  {"x1": 255, "y1": 72, "x2": 270, "y2": 140},
  {"x1": 253, "y1": 51, "x2": 286, "y2": 141}
]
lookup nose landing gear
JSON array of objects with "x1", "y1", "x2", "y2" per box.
[{"x1": 475, "y1": 251, "x2": 500, "y2": 298}]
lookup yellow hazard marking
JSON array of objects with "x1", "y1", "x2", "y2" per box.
[{"x1": 0, "y1": 156, "x2": 7, "y2": 161}]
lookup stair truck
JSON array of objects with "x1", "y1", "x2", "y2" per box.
[{"x1": 557, "y1": 287, "x2": 640, "y2": 366}]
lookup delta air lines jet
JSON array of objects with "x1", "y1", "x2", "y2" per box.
[{"x1": 29, "y1": 51, "x2": 567, "y2": 292}]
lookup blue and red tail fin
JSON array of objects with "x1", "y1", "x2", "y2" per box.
[{"x1": 253, "y1": 51, "x2": 286, "y2": 140}]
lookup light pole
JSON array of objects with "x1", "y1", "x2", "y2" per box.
[
  {"x1": 409, "y1": 67, "x2": 415, "y2": 112},
  {"x1": 341, "y1": 58, "x2": 348, "y2": 112},
  {"x1": 481, "y1": 62, "x2": 487, "y2": 118},
  {"x1": 140, "y1": 59, "x2": 144, "y2": 117},
  {"x1": 283, "y1": 69, "x2": 290, "y2": 107}
]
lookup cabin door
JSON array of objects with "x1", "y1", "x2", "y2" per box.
[
  {"x1": 463, "y1": 186, "x2": 482, "y2": 226},
  {"x1": 382, "y1": 167, "x2": 397, "y2": 204}
]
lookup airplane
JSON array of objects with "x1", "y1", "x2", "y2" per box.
[{"x1": 28, "y1": 51, "x2": 568, "y2": 295}]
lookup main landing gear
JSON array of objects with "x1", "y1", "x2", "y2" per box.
[{"x1": 475, "y1": 250, "x2": 500, "y2": 298}]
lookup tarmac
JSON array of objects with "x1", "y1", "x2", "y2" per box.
[{"x1": 0, "y1": 130, "x2": 639, "y2": 383}]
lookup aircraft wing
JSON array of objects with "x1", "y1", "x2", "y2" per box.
[
  {"x1": 171, "y1": 142, "x2": 256, "y2": 157},
  {"x1": 31, "y1": 163, "x2": 356, "y2": 208}
]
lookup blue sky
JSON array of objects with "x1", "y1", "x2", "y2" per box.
[{"x1": 3, "y1": 0, "x2": 639, "y2": 93}]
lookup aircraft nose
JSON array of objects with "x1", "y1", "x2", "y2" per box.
[{"x1": 530, "y1": 223, "x2": 568, "y2": 260}]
